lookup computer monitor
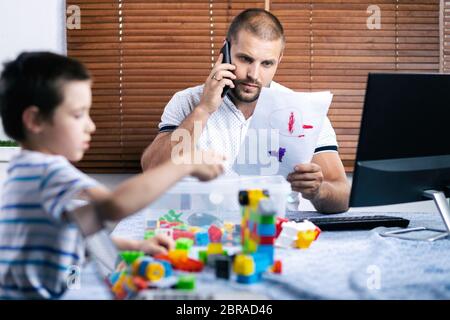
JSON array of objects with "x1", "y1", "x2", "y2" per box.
[{"x1": 350, "y1": 73, "x2": 450, "y2": 228}]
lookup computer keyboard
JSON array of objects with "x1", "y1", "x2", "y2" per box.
[{"x1": 290, "y1": 215, "x2": 410, "y2": 231}]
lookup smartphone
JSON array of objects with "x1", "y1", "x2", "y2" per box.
[{"x1": 220, "y1": 39, "x2": 232, "y2": 98}]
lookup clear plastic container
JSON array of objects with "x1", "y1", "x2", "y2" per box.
[{"x1": 146, "y1": 175, "x2": 292, "y2": 225}]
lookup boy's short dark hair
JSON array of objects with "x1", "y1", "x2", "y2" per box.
[
  {"x1": 227, "y1": 8, "x2": 285, "y2": 47},
  {"x1": 0, "y1": 52, "x2": 90, "y2": 141}
]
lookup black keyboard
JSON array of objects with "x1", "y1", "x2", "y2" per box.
[{"x1": 290, "y1": 215, "x2": 410, "y2": 231}]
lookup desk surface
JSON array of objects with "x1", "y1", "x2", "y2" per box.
[{"x1": 63, "y1": 209, "x2": 450, "y2": 300}]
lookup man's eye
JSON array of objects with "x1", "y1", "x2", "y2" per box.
[
  {"x1": 240, "y1": 56, "x2": 252, "y2": 63},
  {"x1": 262, "y1": 61, "x2": 274, "y2": 67}
]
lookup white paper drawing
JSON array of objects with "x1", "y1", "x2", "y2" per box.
[{"x1": 233, "y1": 88, "x2": 333, "y2": 177}]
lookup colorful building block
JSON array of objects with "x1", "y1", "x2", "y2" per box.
[
  {"x1": 175, "y1": 237, "x2": 194, "y2": 251},
  {"x1": 207, "y1": 242, "x2": 223, "y2": 255},
  {"x1": 176, "y1": 275, "x2": 196, "y2": 290},
  {"x1": 208, "y1": 225, "x2": 222, "y2": 242},
  {"x1": 195, "y1": 231, "x2": 209, "y2": 246}
]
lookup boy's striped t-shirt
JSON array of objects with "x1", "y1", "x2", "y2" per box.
[{"x1": 0, "y1": 150, "x2": 99, "y2": 299}]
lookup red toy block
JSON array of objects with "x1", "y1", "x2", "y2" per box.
[
  {"x1": 173, "y1": 258, "x2": 204, "y2": 272},
  {"x1": 272, "y1": 260, "x2": 282, "y2": 274},
  {"x1": 208, "y1": 225, "x2": 222, "y2": 242},
  {"x1": 133, "y1": 276, "x2": 149, "y2": 290},
  {"x1": 314, "y1": 227, "x2": 322, "y2": 240},
  {"x1": 276, "y1": 217, "x2": 288, "y2": 238},
  {"x1": 173, "y1": 230, "x2": 195, "y2": 240},
  {"x1": 259, "y1": 236, "x2": 275, "y2": 245},
  {"x1": 154, "y1": 254, "x2": 204, "y2": 272}
]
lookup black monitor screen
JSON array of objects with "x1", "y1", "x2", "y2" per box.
[
  {"x1": 350, "y1": 73, "x2": 450, "y2": 207},
  {"x1": 357, "y1": 73, "x2": 450, "y2": 161}
]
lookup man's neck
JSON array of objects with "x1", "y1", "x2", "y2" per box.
[{"x1": 230, "y1": 96, "x2": 257, "y2": 120}]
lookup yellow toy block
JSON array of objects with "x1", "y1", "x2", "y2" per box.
[
  {"x1": 112, "y1": 273, "x2": 128, "y2": 294},
  {"x1": 224, "y1": 222, "x2": 234, "y2": 233},
  {"x1": 248, "y1": 190, "x2": 267, "y2": 209},
  {"x1": 146, "y1": 262, "x2": 165, "y2": 282},
  {"x1": 188, "y1": 226, "x2": 202, "y2": 233},
  {"x1": 207, "y1": 242, "x2": 223, "y2": 255},
  {"x1": 233, "y1": 254, "x2": 255, "y2": 276},
  {"x1": 168, "y1": 249, "x2": 188, "y2": 262},
  {"x1": 247, "y1": 238, "x2": 258, "y2": 253},
  {"x1": 295, "y1": 230, "x2": 317, "y2": 249}
]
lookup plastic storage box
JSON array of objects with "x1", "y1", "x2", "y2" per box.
[{"x1": 145, "y1": 175, "x2": 292, "y2": 225}]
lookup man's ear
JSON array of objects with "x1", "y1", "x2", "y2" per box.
[
  {"x1": 22, "y1": 106, "x2": 45, "y2": 134},
  {"x1": 278, "y1": 52, "x2": 284, "y2": 64}
]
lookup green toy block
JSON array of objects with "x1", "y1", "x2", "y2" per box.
[
  {"x1": 159, "y1": 209, "x2": 184, "y2": 222},
  {"x1": 176, "y1": 238, "x2": 194, "y2": 250},
  {"x1": 173, "y1": 224, "x2": 188, "y2": 231},
  {"x1": 176, "y1": 275, "x2": 196, "y2": 290},
  {"x1": 144, "y1": 230, "x2": 155, "y2": 240},
  {"x1": 259, "y1": 215, "x2": 276, "y2": 225},
  {"x1": 198, "y1": 250, "x2": 208, "y2": 264},
  {"x1": 119, "y1": 251, "x2": 144, "y2": 265}
]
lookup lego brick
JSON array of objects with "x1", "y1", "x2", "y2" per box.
[
  {"x1": 146, "y1": 220, "x2": 158, "y2": 229},
  {"x1": 176, "y1": 275, "x2": 196, "y2": 290},
  {"x1": 207, "y1": 242, "x2": 223, "y2": 255},
  {"x1": 173, "y1": 258, "x2": 204, "y2": 272},
  {"x1": 259, "y1": 215, "x2": 276, "y2": 225},
  {"x1": 198, "y1": 250, "x2": 207, "y2": 264},
  {"x1": 295, "y1": 230, "x2": 317, "y2": 249},
  {"x1": 233, "y1": 254, "x2": 255, "y2": 276},
  {"x1": 119, "y1": 250, "x2": 144, "y2": 265},
  {"x1": 272, "y1": 260, "x2": 282, "y2": 274},
  {"x1": 145, "y1": 261, "x2": 165, "y2": 282},
  {"x1": 168, "y1": 249, "x2": 188, "y2": 262},
  {"x1": 195, "y1": 232, "x2": 209, "y2": 246},
  {"x1": 208, "y1": 225, "x2": 222, "y2": 242},
  {"x1": 259, "y1": 235, "x2": 275, "y2": 245},
  {"x1": 251, "y1": 253, "x2": 272, "y2": 274},
  {"x1": 173, "y1": 230, "x2": 195, "y2": 240},
  {"x1": 159, "y1": 260, "x2": 173, "y2": 277},
  {"x1": 215, "y1": 256, "x2": 231, "y2": 280},
  {"x1": 257, "y1": 224, "x2": 276, "y2": 236},
  {"x1": 175, "y1": 238, "x2": 194, "y2": 251},
  {"x1": 236, "y1": 273, "x2": 262, "y2": 284},
  {"x1": 276, "y1": 217, "x2": 289, "y2": 238}
]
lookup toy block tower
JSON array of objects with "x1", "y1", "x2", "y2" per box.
[{"x1": 234, "y1": 190, "x2": 276, "y2": 284}]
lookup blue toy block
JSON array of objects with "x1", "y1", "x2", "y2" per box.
[
  {"x1": 159, "y1": 260, "x2": 173, "y2": 277},
  {"x1": 146, "y1": 220, "x2": 158, "y2": 228},
  {"x1": 195, "y1": 232, "x2": 209, "y2": 246},
  {"x1": 256, "y1": 245, "x2": 274, "y2": 264},
  {"x1": 257, "y1": 224, "x2": 276, "y2": 236},
  {"x1": 252, "y1": 253, "x2": 272, "y2": 274},
  {"x1": 236, "y1": 273, "x2": 262, "y2": 284}
]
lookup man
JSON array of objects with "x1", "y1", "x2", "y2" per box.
[{"x1": 141, "y1": 8, "x2": 350, "y2": 213}]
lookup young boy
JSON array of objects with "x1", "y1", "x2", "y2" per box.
[{"x1": 0, "y1": 52, "x2": 224, "y2": 299}]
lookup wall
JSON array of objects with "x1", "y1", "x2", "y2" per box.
[{"x1": 0, "y1": 0, "x2": 66, "y2": 140}]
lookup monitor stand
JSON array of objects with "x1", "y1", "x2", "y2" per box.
[{"x1": 380, "y1": 189, "x2": 450, "y2": 242}]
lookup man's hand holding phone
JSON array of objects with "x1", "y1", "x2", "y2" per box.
[{"x1": 198, "y1": 50, "x2": 236, "y2": 115}]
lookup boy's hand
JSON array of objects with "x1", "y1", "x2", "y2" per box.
[
  {"x1": 190, "y1": 150, "x2": 225, "y2": 181},
  {"x1": 137, "y1": 234, "x2": 175, "y2": 256}
]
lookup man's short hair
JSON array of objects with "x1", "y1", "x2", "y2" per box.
[
  {"x1": 0, "y1": 52, "x2": 90, "y2": 141},
  {"x1": 227, "y1": 8, "x2": 285, "y2": 47}
]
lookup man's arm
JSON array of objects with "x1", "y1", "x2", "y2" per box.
[{"x1": 287, "y1": 152, "x2": 350, "y2": 214}]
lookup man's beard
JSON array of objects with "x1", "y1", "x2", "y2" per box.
[{"x1": 230, "y1": 79, "x2": 262, "y2": 103}]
